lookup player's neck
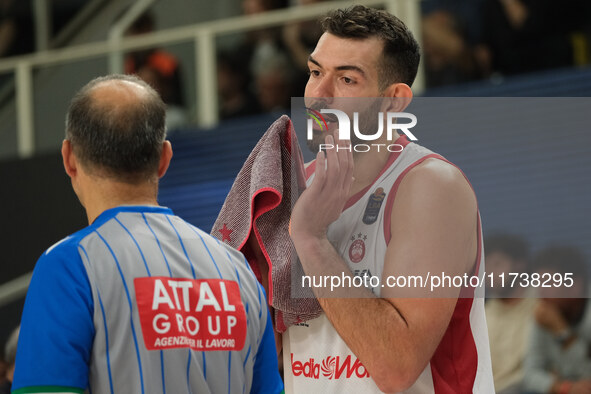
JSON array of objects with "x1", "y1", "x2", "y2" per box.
[
  {"x1": 82, "y1": 179, "x2": 159, "y2": 224},
  {"x1": 349, "y1": 143, "x2": 392, "y2": 198}
]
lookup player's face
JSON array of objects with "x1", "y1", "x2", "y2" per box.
[
  {"x1": 305, "y1": 33, "x2": 383, "y2": 98},
  {"x1": 305, "y1": 33, "x2": 385, "y2": 152}
]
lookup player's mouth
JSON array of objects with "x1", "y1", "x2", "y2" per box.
[{"x1": 312, "y1": 112, "x2": 339, "y2": 133}]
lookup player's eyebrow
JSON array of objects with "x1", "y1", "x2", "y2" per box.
[{"x1": 308, "y1": 55, "x2": 366, "y2": 77}]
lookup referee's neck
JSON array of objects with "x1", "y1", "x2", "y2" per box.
[{"x1": 80, "y1": 177, "x2": 159, "y2": 224}]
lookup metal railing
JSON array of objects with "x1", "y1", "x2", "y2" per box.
[{"x1": 0, "y1": 0, "x2": 422, "y2": 160}]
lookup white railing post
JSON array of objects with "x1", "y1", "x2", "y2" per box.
[
  {"x1": 33, "y1": 0, "x2": 52, "y2": 52},
  {"x1": 16, "y1": 63, "x2": 35, "y2": 158},
  {"x1": 108, "y1": 38, "x2": 124, "y2": 75},
  {"x1": 108, "y1": 0, "x2": 158, "y2": 74},
  {"x1": 196, "y1": 31, "x2": 218, "y2": 128},
  {"x1": 0, "y1": 272, "x2": 33, "y2": 308}
]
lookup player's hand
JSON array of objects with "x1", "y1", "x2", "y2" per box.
[{"x1": 290, "y1": 132, "x2": 354, "y2": 242}]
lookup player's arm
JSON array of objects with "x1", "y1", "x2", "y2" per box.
[
  {"x1": 290, "y1": 139, "x2": 477, "y2": 392},
  {"x1": 12, "y1": 242, "x2": 94, "y2": 394}
]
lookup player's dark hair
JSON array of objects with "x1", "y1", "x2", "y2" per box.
[
  {"x1": 320, "y1": 5, "x2": 421, "y2": 89},
  {"x1": 65, "y1": 74, "x2": 166, "y2": 183},
  {"x1": 484, "y1": 234, "x2": 529, "y2": 262}
]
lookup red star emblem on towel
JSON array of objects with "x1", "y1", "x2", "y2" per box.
[{"x1": 219, "y1": 223, "x2": 233, "y2": 242}]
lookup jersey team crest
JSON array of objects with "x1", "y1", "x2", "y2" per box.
[{"x1": 348, "y1": 233, "x2": 367, "y2": 263}]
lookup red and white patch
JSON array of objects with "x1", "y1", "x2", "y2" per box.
[
  {"x1": 348, "y1": 239, "x2": 366, "y2": 263},
  {"x1": 134, "y1": 277, "x2": 247, "y2": 351}
]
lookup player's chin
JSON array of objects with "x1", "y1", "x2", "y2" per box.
[{"x1": 306, "y1": 135, "x2": 325, "y2": 153}]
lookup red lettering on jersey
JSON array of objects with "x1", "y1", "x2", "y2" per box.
[
  {"x1": 291, "y1": 353, "x2": 370, "y2": 380},
  {"x1": 134, "y1": 277, "x2": 247, "y2": 351}
]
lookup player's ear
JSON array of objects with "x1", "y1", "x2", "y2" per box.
[
  {"x1": 61, "y1": 139, "x2": 77, "y2": 178},
  {"x1": 383, "y1": 83, "x2": 413, "y2": 112},
  {"x1": 157, "y1": 140, "x2": 173, "y2": 179}
]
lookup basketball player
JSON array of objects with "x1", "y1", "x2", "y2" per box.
[
  {"x1": 12, "y1": 75, "x2": 283, "y2": 393},
  {"x1": 284, "y1": 6, "x2": 494, "y2": 392}
]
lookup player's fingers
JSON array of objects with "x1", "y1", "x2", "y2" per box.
[
  {"x1": 310, "y1": 145, "x2": 327, "y2": 193},
  {"x1": 343, "y1": 139, "x2": 354, "y2": 194},
  {"x1": 333, "y1": 130, "x2": 349, "y2": 190},
  {"x1": 324, "y1": 134, "x2": 340, "y2": 189}
]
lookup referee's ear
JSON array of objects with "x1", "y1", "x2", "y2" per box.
[
  {"x1": 61, "y1": 139, "x2": 77, "y2": 179},
  {"x1": 157, "y1": 140, "x2": 173, "y2": 179}
]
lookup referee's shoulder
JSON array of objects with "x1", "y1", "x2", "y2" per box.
[{"x1": 41, "y1": 224, "x2": 95, "y2": 258}]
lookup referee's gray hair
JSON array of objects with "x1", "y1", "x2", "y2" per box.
[
  {"x1": 65, "y1": 74, "x2": 166, "y2": 183},
  {"x1": 4, "y1": 325, "x2": 19, "y2": 365}
]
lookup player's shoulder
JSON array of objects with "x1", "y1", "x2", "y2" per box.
[
  {"x1": 403, "y1": 157, "x2": 472, "y2": 194},
  {"x1": 394, "y1": 156, "x2": 477, "y2": 216}
]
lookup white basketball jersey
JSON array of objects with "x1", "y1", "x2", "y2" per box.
[{"x1": 284, "y1": 139, "x2": 494, "y2": 393}]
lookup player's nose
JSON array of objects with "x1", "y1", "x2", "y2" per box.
[{"x1": 307, "y1": 76, "x2": 335, "y2": 101}]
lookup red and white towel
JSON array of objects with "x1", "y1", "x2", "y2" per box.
[{"x1": 211, "y1": 115, "x2": 321, "y2": 332}]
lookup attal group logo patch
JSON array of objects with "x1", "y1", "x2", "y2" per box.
[{"x1": 134, "y1": 277, "x2": 247, "y2": 351}]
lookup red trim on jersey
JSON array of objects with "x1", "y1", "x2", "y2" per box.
[
  {"x1": 430, "y1": 297, "x2": 478, "y2": 393},
  {"x1": 430, "y1": 215, "x2": 482, "y2": 393},
  {"x1": 380, "y1": 154, "x2": 483, "y2": 392},
  {"x1": 343, "y1": 135, "x2": 410, "y2": 210}
]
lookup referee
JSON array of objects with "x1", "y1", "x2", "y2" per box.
[{"x1": 12, "y1": 74, "x2": 283, "y2": 394}]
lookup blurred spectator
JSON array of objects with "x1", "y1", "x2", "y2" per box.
[
  {"x1": 484, "y1": 234, "x2": 536, "y2": 393},
  {"x1": 282, "y1": 0, "x2": 326, "y2": 95},
  {"x1": 243, "y1": 0, "x2": 287, "y2": 15},
  {"x1": 217, "y1": 50, "x2": 261, "y2": 119},
  {"x1": 523, "y1": 246, "x2": 591, "y2": 394},
  {"x1": 422, "y1": 10, "x2": 481, "y2": 87},
  {"x1": 124, "y1": 11, "x2": 187, "y2": 130},
  {"x1": 0, "y1": 360, "x2": 6, "y2": 391},
  {"x1": 254, "y1": 52, "x2": 293, "y2": 113},
  {"x1": 0, "y1": 326, "x2": 18, "y2": 394},
  {"x1": 0, "y1": 0, "x2": 33, "y2": 58},
  {"x1": 476, "y1": 0, "x2": 591, "y2": 77},
  {"x1": 237, "y1": 0, "x2": 295, "y2": 114},
  {"x1": 422, "y1": 0, "x2": 484, "y2": 44},
  {"x1": 0, "y1": 0, "x2": 16, "y2": 58},
  {"x1": 242, "y1": 0, "x2": 289, "y2": 76}
]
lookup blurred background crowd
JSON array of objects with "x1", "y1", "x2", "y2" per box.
[{"x1": 1, "y1": 0, "x2": 590, "y2": 126}]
